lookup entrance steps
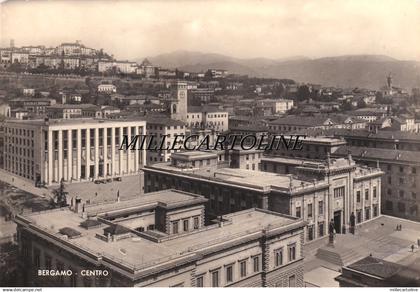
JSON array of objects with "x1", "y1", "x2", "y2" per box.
[{"x1": 315, "y1": 245, "x2": 363, "y2": 266}]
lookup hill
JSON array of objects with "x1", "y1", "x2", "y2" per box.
[{"x1": 140, "y1": 51, "x2": 420, "y2": 89}]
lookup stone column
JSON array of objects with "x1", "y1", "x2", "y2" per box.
[
  {"x1": 134, "y1": 125, "x2": 138, "y2": 172},
  {"x1": 67, "y1": 129, "x2": 72, "y2": 181},
  {"x1": 58, "y1": 130, "x2": 63, "y2": 182},
  {"x1": 119, "y1": 127, "x2": 123, "y2": 176},
  {"x1": 47, "y1": 130, "x2": 53, "y2": 185},
  {"x1": 94, "y1": 128, "x2": 99, "y2": 179},
  {"x1": 103, "y1": 128, "x2": 108, "y2": 177},
  {"x1": 85, "y1": 128, "x2": 90, "y2": 180},
  {"x1": 127, "y1": 126, "x2": 131, "y2": 174},
  {"x1": 111, "y1": 127, "x2": 115, "y2": 176},
  {"x1": 76, "y1": 129, "x2": 82, "y2": 181}
]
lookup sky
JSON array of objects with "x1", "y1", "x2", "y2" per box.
[{"x1": 0, "y1": 0, "x2": 419, "y2": 61}]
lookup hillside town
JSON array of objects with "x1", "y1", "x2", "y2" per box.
[{"x1": 1, "y1": 39, "x2": 420, "y2": 288}]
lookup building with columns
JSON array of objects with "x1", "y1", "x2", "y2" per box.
[{"x1": 3, "y1": 118, "x2": 146, "y2": 186}]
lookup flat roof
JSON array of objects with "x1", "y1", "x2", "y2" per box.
[
  {"x1": 147, "y1": 163, "x2": 328, "y2": 193},
  {"x1": 19, "y1": 205, "x2": 301, "y2": 275},
  {"x1": 4, "y1": 117, "x2": 147, "y2": 126},
  {"x1": 85, "y1": 189, "x2": 207, "y2": 216}
]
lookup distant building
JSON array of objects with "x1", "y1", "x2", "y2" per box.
[
  {"x1": 333, "y1": 146, "x2": 420, "y2": 222},
  {"x1": 144, "y1": 116, "x2": 186, "y2": 164},
  {"x1": 187, "y1": 106, "x2": 229, "y2": 133},
  {"x1": 187, "y1": 88, "x2": 215, "y2": 106},
  {"x1": 255, "y1": 99, "x2": 294, "y2": 115},
  {"x1": 15, "y1": 189, "x2": 306, "y2": 287},
  {"x1": 97, "y1": 84, "x2": 116, "y2": 93}
]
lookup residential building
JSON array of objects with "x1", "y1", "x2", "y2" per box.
[
  {"x1": 144, "y1": 116, "x2": 186, "y2": 164},
  {"x1": 187, "y1": 106, "x2": 229, "y2": 133},
  {"x1": 332, "y1": 146, "x2": 420, "y2": 222}
]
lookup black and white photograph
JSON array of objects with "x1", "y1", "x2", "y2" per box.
[{"x1": 0, "y1": 0, "x2": 420, "y2": 289}]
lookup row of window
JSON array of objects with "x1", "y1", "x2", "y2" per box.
[
  {"x1": 171, "y1": 216, "x2": 200, "y2": 234},
  {"x1": 356, "y1": 187, "x2": 377, "y2": 202},
  {"x1": 197, "y1": 244, "x2": 297, "y2": 287},
  {"x1": 296, "y1": 201, "x2": 324, "y2": 218},
  {"x1": 5, "y1": 127, "x2": 35, "y2": 137}
]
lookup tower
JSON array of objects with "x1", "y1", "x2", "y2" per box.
[
  {"x1": 169, "y1": 81, "x2": 188, "y2": 122},
  {"x1": 387, "y1": 73, "x2": 392, "y2": 89},
  {"x1": 10, "y1": 39, "x2": 14, "y2": 48}
]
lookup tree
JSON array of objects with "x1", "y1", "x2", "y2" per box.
[
  {"x1": 51, "y1": 178, "x2": 69, "y2": 208},
  {"x1": 296, "y1": 85, "x2": 311, "y2": 101}
]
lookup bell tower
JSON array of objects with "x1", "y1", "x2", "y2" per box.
[{"x1": 170, "y1": 81, "x2": 188, "y2": 122}]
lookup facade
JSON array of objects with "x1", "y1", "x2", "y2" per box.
[
  {"x1": 333, "y1": 146, "x2": 420, "y2": 222},
  {"x1": 268, "y1": 115, "x2": 366, "y2": 132},
  {"x1": 188, "y1": 88, "x2": 215, "y2": 106},
  {"x1": 265, "y1": 135, "x2": 347, "y2": 160},
  {"x1": 144, "y1": 152, "x2": 383, "y2": 242},
  {"x1": 97, "y1": 84, "x2": 117, "y2": 93},
  {"x1": 187, "y1": 106, "x2": 229, "y2": 133},
  {"x1": 15, "y1": 189, "x2": 306, "y2": 287},
  {"x1": 144, "y1": 117, "x2": 186, "y2": 164},
  {"x1": 9, "y1": 98, "x2": 57, "y2": 115},
  {"x1": 3, "y1": 118, "x2": 146, "y2": 186},
  {"x1": 255, "y1": 99, "x2": 294, "y2": 115},
  {"x1": 168, "y1": 81, "x2": 188, "y2": 123}
]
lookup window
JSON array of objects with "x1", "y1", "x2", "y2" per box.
[
  {"x1": 295, "y1": 207, "x2": 301, "y2": 218},
  {"x1": 398, "y1": 202, "x2": 406, "y2": 212},
  {"x1": 334, "y1": 186, "x2": 345, "y2": 198},
  {"x1": 399, "y1": 190, "x2": 404, "y2": 198},
  {"x1": 307, "y1": 203, "x2": 313, "y2": 218},
  {"x1": 365, "y1": 189, "x2": 369, "y2": 200},
  {"x1": 412, "y1": 167, "x2": 417, "y2": 174},
  {"x1": 400, "y1": 166, "x2": 404, "y2": 173},
  {"x1": 196, "y1": 276, "x2": 204, "y2": 287},
  {"x1": 365, "y1": 207, "x2": 370, "y2": 220},
  {"x1": 212, "y1": 270, "x2": 219, "y2": 287},
  {"x1": 172, "y1": 221, "x2": 179, "y2": 234},
  {"x1": 253, "y1": 256, "x2": 260, "y2": 273},
  {"x1": 388, "y1": 177, "x2": 392, "y2": 184},
  {"x1": 373, "y1": 187, "x2": 377, "y2": 198},
  {"x1": 240, "y1": 260, "x2": 247, "y2": 278},
  {"x1": 193, "y1": 216, "x2": 199, "y2": 229},
  {"x1": 226, "y1": 265, "x2": 233, "y2": 283},
  {"x1": 356, "y1": 191, "x2": 361, "y2": 203},
  {"x1": 399, "y1": 178, "x2": 404, "y2": 185},
  {"x1": 275, "y1": 248, "x2": 283, "y2": 266},
  {"x1": 288, "y1": 244, "x2": 296, "y2": 261},
  {"x1": 183, "y1": 219, "x2": 189, "y2": 232},
  {"x1": 289, "y1": 275, "x2": 296, "y2": 287},
  {"x1": 318, "y1": 201, "x2": 324, "y2": 215},
  {"x1": 385, "y1": 200, "x2": 393, "y2": 211},
  {"x1": 373, "y1": 205, "x2": 378, "y2": 217},
  {"x1": 412, "y1": 192, "x2": 417, "y2": 199},
  {"x1": 357, "y1": 209, "x2": 362, "y2": 223},
  {"x1": 34, "y1": 248, "x2": 41, "y2": 268},
  {"x1": 319, "y1": 222, "x2": 324, "y2": 237},
  {"x1": 45, "y1": 254, "x2": 52, "y2": 270}
]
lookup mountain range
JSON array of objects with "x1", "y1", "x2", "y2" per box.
[{"x1": 138, "y1": 51, "x2": 420, "y2": 90}]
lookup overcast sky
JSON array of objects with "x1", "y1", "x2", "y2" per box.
[{"x1": 1, "y1": 0, "x2": 419, "y2": 61}]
